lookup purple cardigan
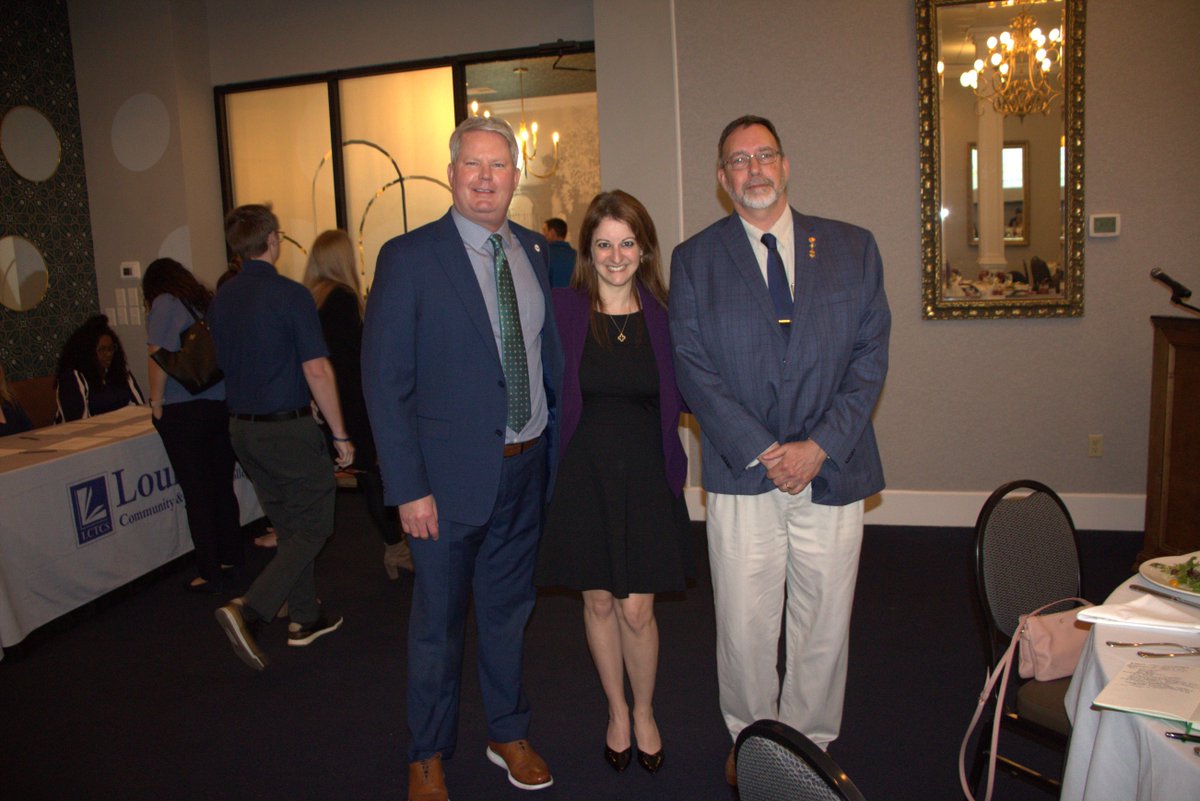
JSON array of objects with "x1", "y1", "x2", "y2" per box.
[{"x1": 553, "y1": 284, "x2": 688, "y2": 497}]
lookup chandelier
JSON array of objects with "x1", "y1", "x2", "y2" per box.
[
  {"x1": 511, "y1": 67, "x2": 559, "y2": 178},
  {"x1": 959, "y1": 9, "x2": 1062, "y2": 119}
]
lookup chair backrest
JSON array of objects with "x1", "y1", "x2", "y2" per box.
[
  {"x1": 10, "y1": 374, "x2": 58, "y2": 429},
  {"x1": 975, "y1": 480, "x2": 1081, "y2": 648},
  {"x1": 735, "y1": 719, "x2": 867, "y2": 801}
]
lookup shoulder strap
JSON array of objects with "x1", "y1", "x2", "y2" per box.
[{"x1": 959, "y1": 595, "x2": 1089, "y2": 801}]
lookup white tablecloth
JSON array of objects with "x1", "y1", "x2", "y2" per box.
[
  {"x1": 1061, "y1": 578, "x2": 1200, "y2": 800},
  {"x1": 0, "y1": 406, "x2": 260, "y2": 658}
]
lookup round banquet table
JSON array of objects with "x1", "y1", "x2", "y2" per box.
[{"x1": 1060, "y1": 576, "x2": 1200, "y2": 801}]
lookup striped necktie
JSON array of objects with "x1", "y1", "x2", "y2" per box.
[{"x1": 489, "y1": 233, "x2": 531, "y2": 432}]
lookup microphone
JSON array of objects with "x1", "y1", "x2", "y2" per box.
[{"x1": 1150, "y1": 268, "x2": 1193, "y2": 299}]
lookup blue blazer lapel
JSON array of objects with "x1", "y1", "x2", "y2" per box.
[
  {"x1": 717, "y1": 214, "x2": 779, "y2": 327},
  {"x1": 431, "y1": 212, "x2": 500, "y2": 359},
  {"x1": 791, "y1": 210, "x2": 817, "y2": 325}
]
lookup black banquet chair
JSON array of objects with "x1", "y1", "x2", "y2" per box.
[
  {"x1": 735, "y1": 719, "x2": 867, "y2": 801},
  {"x1": 968, "y1": 479, "x2": 1082, "y2": 796}
]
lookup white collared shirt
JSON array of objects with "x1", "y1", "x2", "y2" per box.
[{"x1": 738, "y1": 209, "x2": 795, "y2": 296}]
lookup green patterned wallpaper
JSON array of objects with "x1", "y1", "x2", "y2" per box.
[{"x1": 1, "y1": 0, "x2": 99, "y2": 381}]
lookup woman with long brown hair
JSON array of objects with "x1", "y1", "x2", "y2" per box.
[
  {"x1": 535, "y1": 190, "x2": 692, "y2": 774},
  {"x1": 143, "y1": 258, "x2": 242, "y2": 592}
]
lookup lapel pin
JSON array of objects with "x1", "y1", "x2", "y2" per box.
[
  {"x1": 534, "y1": 244, "x2": 542, "y2": 253},
  {"x1": 808, "y1": 236, "x2": 817, "y2": 259}
]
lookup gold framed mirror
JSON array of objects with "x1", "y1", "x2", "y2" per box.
[{"x1": 918, "y1": 0, "x2": 1085, "y2": 319}]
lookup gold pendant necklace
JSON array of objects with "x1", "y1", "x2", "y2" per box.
[{"x1": 611, "y1": 313, "x2": 631, "y2": 343}]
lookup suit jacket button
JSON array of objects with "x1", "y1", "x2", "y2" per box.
[{"x1": 495, "y1": 429, "x2": 504, "y2": 437}]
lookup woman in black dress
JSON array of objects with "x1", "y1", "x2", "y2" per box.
[
  {"x1": 536, "y1": 191, "x2": 691, "y2": 774},
  {"x1": 303, "y1": 229, "x2": 412, "y2": 578}
]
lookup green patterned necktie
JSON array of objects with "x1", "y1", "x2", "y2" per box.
[{"x1": 489, "y1": 233, "x2": 531, "y2": 432}]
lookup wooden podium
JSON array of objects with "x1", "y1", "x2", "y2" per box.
[{"x1": 1140, "y1": 316, "x2": 1200, "y2": 563}]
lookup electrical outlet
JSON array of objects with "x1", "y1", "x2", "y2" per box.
[
  {"x1": 1088, "y1": 434, "x2": 1103, "y2": 458},
  {"x1": 120, "y1": 261, "x2": 141, "y2": 279}
]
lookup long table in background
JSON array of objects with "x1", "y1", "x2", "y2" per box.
[{"x1": 0, "y1": 406, "x2": 261, "y2": 659}]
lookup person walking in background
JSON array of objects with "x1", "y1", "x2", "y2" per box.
[
  {"x1": 209, "y1": 203, "x2": 354, "y2": 671},
  {"x1": 535, "y1": 190, "x2": 691, "y2": 776},
  {"x1": 302, "y1": 229, "x2": 413, "y2": 578},
  {"x1": 362, "y1": 116, "x2": 563, "y2": 801},
  {"x1": 143, "y1": 258, "x2": 243, "y2": 594},
  {"x1": 54, "y1": 314, "x2": 145, "y2": 422},
  {"x1": 668, "y1": 115, "x2": 890, "y2": 783},
  {"x1": 543, "y1": 217, "x2": 576, "y2": 289}
]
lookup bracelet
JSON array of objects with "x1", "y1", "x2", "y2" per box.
[{"x1": 332, "y1": 435, "x2": 351, "y2": 442}]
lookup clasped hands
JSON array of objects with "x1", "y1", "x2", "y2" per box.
[{"x1": 761, "y1": 439, "x2": 826, "y2": 495}]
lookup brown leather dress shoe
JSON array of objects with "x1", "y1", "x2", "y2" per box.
[
  {"x1": 486, "y1": 739, "x2": 554, "y2": 790},
  {"x1": 408, "y1": 754, "x2": 448, "y2": 801},
  {"x1": 725, "y1": 746, "x2": 737, "y2": 786}
]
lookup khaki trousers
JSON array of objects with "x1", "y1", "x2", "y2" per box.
[{"x1": 707, "y1": 486, "x2": 863, "y2": 747}]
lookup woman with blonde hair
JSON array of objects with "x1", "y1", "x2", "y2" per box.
[
  {"x1": 304, "y1": 230, "x2": 412, "y2": 577},
  {"x1": 535, "y1": 190, "x2": 692, "y2": 774}
]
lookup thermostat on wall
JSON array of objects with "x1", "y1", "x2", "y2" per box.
[{"x1": 1088, "y1": 213, "x2": 1120, "y2": 238}]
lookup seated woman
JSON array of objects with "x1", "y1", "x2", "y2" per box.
[
  {"x1": 54, "y1": 314, "x2": 145, "y2": 422},
  {"x1": 0, "y1": 363, "x2": 33, "y2": 437}
]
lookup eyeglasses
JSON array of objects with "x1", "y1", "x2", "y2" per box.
[{"x1": 722, "y1": 149, "x2": 781, "y2": 170}]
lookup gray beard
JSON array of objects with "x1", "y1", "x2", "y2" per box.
[{"x1": 733, "y1": 177, "x2": 786, "y2": 210}]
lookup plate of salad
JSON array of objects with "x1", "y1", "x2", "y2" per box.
[{"x1": 1139, "y1": 551, "x2": 1200, "y2": 597}]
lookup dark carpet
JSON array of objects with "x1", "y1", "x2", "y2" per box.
[{"x1": 0, "y1": 489, "x2": 1141, "y2": 800}]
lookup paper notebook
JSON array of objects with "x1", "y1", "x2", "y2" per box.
[{"x1": 1093, "y1": 660, "x2": 1200, "y2": 732}]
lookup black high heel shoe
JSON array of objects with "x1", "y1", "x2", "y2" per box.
[
  {"x1": 637, "y1": 749, "x2": 664, "y2": 774},
  {"x1": 604, "y1": 745, "x2": 632, "y2": 772}
]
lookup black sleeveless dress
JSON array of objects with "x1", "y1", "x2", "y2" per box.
[{"x1": 535, "y1": 312, "x2": 693, "y2": 598}]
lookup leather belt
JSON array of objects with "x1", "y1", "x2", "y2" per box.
[
  {"x1": 503, "y1": 435, "x2": 541, "y2": 457},
  {"x1": 231, "y1": 406, "x2": 312, "y2": 423}
]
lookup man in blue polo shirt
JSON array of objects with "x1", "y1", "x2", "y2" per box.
[
  {"x1": 542, "y1": 217, "x2": 576, "y2": 288},
  {"x1": 209, "y1": 203, "x2": 355, "y2": 671}
]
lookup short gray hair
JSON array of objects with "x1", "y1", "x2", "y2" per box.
[{"x1": 449, "y1": 116, "x2": 520, "y2": 166}]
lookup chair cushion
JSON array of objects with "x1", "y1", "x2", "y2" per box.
[
  {"x1": 1016, "y1": 676, "x2": 1072, "y2": 734},
  {"x1": 10, "y1": 374, "x2": 57, "y2": 429}
]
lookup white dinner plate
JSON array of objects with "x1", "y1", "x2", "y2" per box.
[{"x1": 1139, "y1": 551, "x2": 1200, "y2": 598}]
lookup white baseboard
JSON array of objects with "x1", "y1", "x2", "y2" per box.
[{"x1": 683, "y1": 487, "x2": 1145, "y2": 532}]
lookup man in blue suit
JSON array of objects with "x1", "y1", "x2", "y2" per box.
[
  {"x1": 669, "y1": 115, "x2": 890, "y2": 783},
  {"x1": 362, "y1": 117, "x2": 563, "y2": 801}
]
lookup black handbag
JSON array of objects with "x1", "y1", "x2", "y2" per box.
[{"x1": 151, "y1": 304, "x2": 223, "y2": 394}]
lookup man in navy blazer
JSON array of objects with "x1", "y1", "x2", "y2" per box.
[
  {"x1": 362, "y1": 117, "x2": 563, "y2": 801},
  {"x1": 669, "y1": 115, "x2": 890, "y2": 783}
]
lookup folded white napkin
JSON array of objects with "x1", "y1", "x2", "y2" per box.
[{"x1": 1078, "y1": 593, "x2": 1200, "y2": 632}]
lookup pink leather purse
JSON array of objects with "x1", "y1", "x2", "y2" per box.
[
  {"x1": 1017, "y1": 597, "x2": 1092, "y2": 681},
  {"x1": 959, "y1": 597, "x2": 1093, "y2": 801}
]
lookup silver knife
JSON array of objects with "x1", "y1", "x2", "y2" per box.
[{"x1": 1130, "y1": 583, "x2": 1200, "y2": 612}]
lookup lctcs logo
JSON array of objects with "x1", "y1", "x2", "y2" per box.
[{"x1": 69, "y1": 476, "x2": 114, "y2": 545}]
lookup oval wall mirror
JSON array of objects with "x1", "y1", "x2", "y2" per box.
[
  {"x1": 0, "y1": 235, "x2": 50, "y2": 311},
  {"x1": 917, "y1": 0, "x2": 1085, "y2": 319},
  {"x1": 1, "y1": 105, "x2": 62, "y2": 183}
]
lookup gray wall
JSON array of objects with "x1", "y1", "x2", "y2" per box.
[{"x1": 55, "y1": 0, "x2": 1200, "y2": 508}]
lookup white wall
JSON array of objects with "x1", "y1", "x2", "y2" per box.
[{"x1": 67, "y1": 0, "x2": 1200, "y2": 527}]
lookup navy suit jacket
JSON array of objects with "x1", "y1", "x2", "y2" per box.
[
  {"x1": 362, "y1": 210, "x2": 564, "y2": 526},
  {"x1": 668, "y1": 209, "x2": 890, "y2": 505},
  {"x1": 552, "y1": 284, "x2": 688, "y2": 497}
]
